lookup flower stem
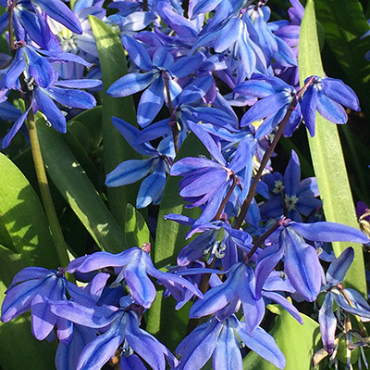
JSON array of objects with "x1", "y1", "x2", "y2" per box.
[
  {"x1": 27, "y1": 103, "x2": 70, "y2": 268},
  {"x1": 234, "y1": 77, "x2": 314, "y2": 229}
]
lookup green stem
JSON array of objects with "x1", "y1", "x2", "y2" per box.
[{"x1": 27, "y1": 105, "x2": 70, "y2": 268}]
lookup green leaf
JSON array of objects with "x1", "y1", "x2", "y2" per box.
[
  {"x1": 0, "y1": 153, "x2": 59, "y2": 268},
  {"x1": 90, "y1": 16, "x2": 140, "y2": 230},
  {"x1": 68, "y1": 106, "x2": 103, "y2": 150},
  {"x1": 243, "y1": 305, "x2": 321, "y2": 370},
  {"x1": 0, "y1": 246, "x2": 57, "y2": 370},
  {"x1": 124, "y1": 203, "x2": 151, "y2": 248},
  {"x1": 146, "y1": 133, "x2": 207, "y2": 351},
  {"x1": 315, "y1": 0, "x2": 370, "y2": 117},
  {"x1": 36, "y1": 115, "x2": 126, "y2": 254},
  {"x1": 299, "y1": 0, "x2": 366, "y2": 295}
]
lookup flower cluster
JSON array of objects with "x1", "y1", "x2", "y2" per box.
[{"x1": 1, "y1": 1, "x2": 369, "y2": 370}]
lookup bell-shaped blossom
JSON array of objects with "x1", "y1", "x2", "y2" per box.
[
  {"x1": 0, "y1": 45, "x2": 100, "y2": 147},
  {"x1": 176, "y1": 315, "x2": 285, "y2": 370},
  {"x1": 171, "y1": 126, "x2": 250, "y2": 228},
  {"x1": 105, "y1": 117, "x2": 174, "y2": 208},
  {"x1": 236, "y1": 74, "x2": 301, "y2": 138},
  {"x1": 189, "y1": 262, "x2": 265, "y2": 336},
  {"x1": 318, "y1": 248, "x2": 370, "y2": 354},
  {"x1": 1, "y1": 267, "x2": 73, "y2": 341},
  {"x1": 301, "y1": 76, "x2": 360, "y2": 136},
  {"x1": 0, "y1": 0, "x2": 82, "y2": 49},
  {"x1": 67, "y1": 246, "x2": 203, "y2": 309},
  {"x1": 164, "y1": 214, "x2": 253, "y2": 268},
  {"x1": 260, "y1": 149, "x2": 321, "y2": 221},
  {"x1": 258, "y1": 220, "x2": 369, "y2": 302},
  {"x1": 51, "y1": 299, "x2": 176, "y2": 370},
  {"x1": 107, "y1": 35, "x2": 202, "y2": 127}
]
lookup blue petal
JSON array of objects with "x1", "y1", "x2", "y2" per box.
[
  {"x1": 41, "y1": 86, "x2": 96, "y2": 110},
  {"x1": 126, "y1": 311, "x2": 167, "y2": 370},
  {"x1": 189, "y1": 263, "x2": 243, "y2": 318},
  {"x1": 137, "y1": 77, "x2": 164, "y2": 127},
  {"x1": 316, "y1": 94, "x2": 348, "y2": 124},
  {"x1": 236, "y1": 266, "x2": 265, "y2": 335},
  {"x1": 301, "y1": 85, "x2": 318, "y2": 137},
  {"x1": 1, "y1": 279, "x2": 44, "y2": 322},
  {"x1": 284, "y1": 150, "x2": 300, "y2": 196},
  {"x1": 50, "y1": 300, "x2": 117, "y2": 328},
  {"x1": 107, "y1": 71, "x2": 157, "y2": 98},
  {"x1": 122, "y1": 35, "x2": 153, "y2": 71},
  {"x1": 169, "y1": 53, "x2": 203, "y2": 78},
  {"x1": 77, "y1": 313, "x2": 126, "y2": 370},
  {"x1": 318, "y1": 293, "x2": 336, "y2": 353},
  {"x1": 2, "y1": 105, "x2": 31, "y2": 148},
  {"x1": 34, "y1": 88, "x2": 67, "y2": 133},
  {"x1": 326, "y1": 247, "x2": 354, "y2": 286},
  {"x1": 236, "y1": 324, "x2": 286, "y2": 369},
  {"x1": 152, "y1": 47, "x2": 174, "y2": 69},
  {"x1": 176, "y1": 318, "x2": 221, "y2": 370},
  {"x1": 188, "y1": 122, "x2": 226, "y2": 166},
  {"x1": 322, "y1": 78, "x2": 360, "y2": 111},
  {"x1": 1, "y1": 48, "x2": 25, "y2": 89},
  {"x1": 111, "y1": 117, "x2": 156, "y2": 156},
  {"x1": 33, "y1": 0, "x2": 83, "y2": 34},
  {"x1": 288, "y1": 221, "x2": 369, "y2": 244},
  {"x1": 25, "y1": 46, "x2": 56, "y2": 88},
  {"x1": 54, "y1": 79, "x2": 102, "y2": 89},
  {"x1": 67, "y1": 248, "x2": 138, "y2": 273},
  {"x1": 120, "y1": 355, "x2": 147, "y2": 370},
  {"x1": 213, "y1": 320, "x2": 242, "y2": 370},
  {"x1": 106, "y1": 158, "x2": 156, "y2": 187},
  {"x1": 124, "y1": 252, "x2": 157, "y2": 308},
  {"x1": 136, "y1": 161, "x2": 166, "y2": 208},
  {"x1": 178, "y1": 76, "x2": 213, "y2": 105},
  {"x1": 255, "y1": 243, "x2": 285, "y2": 299},
  {"x1": 283, "y1": 228, "x2": 321, "y2": 301}
]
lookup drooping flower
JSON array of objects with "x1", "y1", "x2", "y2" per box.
[
  {"x1": 301, "y1": 76, "x2": 360, "y2": 136},
  {"x1": 67, "y1": 246, "x2": 203, "y2": 309}
]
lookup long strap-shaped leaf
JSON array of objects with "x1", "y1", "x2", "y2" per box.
[
  {"x1": 299, "y1": 0, "x2": 366, "y2": 295},
  {"x1": 90, "y1": 16, "x2": 141, "y2": 231}
]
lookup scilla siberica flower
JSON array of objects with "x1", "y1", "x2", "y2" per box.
[
  {"x1": 318, "y1": 248, "x2": 370, "y2": 354},
  {"x1": 105, "y1": 117, "x2": 175, "y2": 208},
  {"x1": 0, "y1": 0, "x2": 82, "y2": 50},
  {"x1": 50, "y1": 298, "x2": 177, "y2": 370},
  {"x1": 66, "y1": 246, "x2": 203, "y2": 308},
  {"x1": 1, "y1": 267, "x2": 73, "y2": 341},
  {"x1": 0, "y1": 44, "x2": 101, "y2": 147},
  {"x1": 301, "y1": 75, "x2": 360, "y2": 136}
]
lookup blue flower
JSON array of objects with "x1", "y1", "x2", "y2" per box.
[
  {"x1": 51, "y1": 300, "x2": 177, "y2": 370},
  {"x1": 67, "y1": 246, "x2": 203, "y2": 309},
  {"x1": 301, "y1": 76, "x2": 360, "y2": 136},
  {"x1": 318, "y1": 248, "x2": 370, "y2": 353},
  {"x1": 176, "y1": 315, "x2": 285, "y2": 370},
  {"x1": 236, "y1": 74, "x2": 301, "y2": 138},
  {"x1": 260, "y1": 149, "x2": 321, "y2": 221},
  {"x1": 1, "y1": 267, "x2": 73, "y2": 341},
  {"x1": 105, "y1": 117, "x2": 175, "y2": 208},
  {"x1": 107, "y1": 35, "x2": 202, "y2": 127},
  {"x1": 258, "y1": 220, "x2": 369, "y2": 302}
]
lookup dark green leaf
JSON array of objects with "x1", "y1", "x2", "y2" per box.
[
  {"x1": 0, "y1": 153, "x2": 59, "y2": 268},
  {"x1": 299, "y1": 0, "x2": 366, "y2": 295},
  {"x1": 36, "y1": 114, "x2": 126, "y2": 254},
  {"x1": 90, "y1": 16, "x2": 140, "y2": 230},
  {"x1": 124, "y1": 203, "x2": 151, "y2": 248}
]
